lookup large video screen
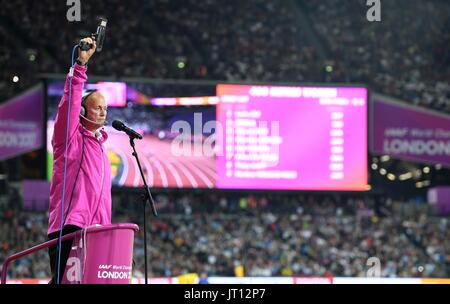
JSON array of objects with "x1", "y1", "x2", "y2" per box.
[
  {"x1": 46, "y1": 82, "x2": 367, "y2": 191},
  {"x1": 216, "y1": 85, "x2": 368, "y2": 191}
]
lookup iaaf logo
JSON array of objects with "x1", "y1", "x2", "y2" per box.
[
  {"x1": 64, "y1": 260, "x2": 132, "y2": 282},
  {"x1": 98, "y1": 264, "x2": 112, "y2": 270},
  {"x1": 97, "y1": 271, "x2": 132, "y2": 280},
  {"x1": 97, "y1": 264, "x2": 132, "y2": 280}
]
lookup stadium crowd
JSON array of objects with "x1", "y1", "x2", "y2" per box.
[
  {"x1": 303, "y1": 0, "x2": 450, "y2": 111},
  {"x1": 1, "y1": 0, "x2": 449, "y2": 282},
  {"x1": 1, "y1": 0, "x2": 449, "y2": 112},
  {"x1": 1, "y1": 188, "x2": 448, "y2": 280}
]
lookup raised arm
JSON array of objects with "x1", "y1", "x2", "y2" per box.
[{"x1": 52, "y1": 37, "x2": 97, "y2": 147}]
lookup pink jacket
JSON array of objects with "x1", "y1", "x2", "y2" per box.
[{"x1": 48, "y1": 64, "x2": 112, "y2": 235}]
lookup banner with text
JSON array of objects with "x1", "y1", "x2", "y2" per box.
[
  {"x1": 372, "y1": 94, "x2": 450, "y2": 167},
  {"x1": 0, "y1": 85, "x2": 44, "y2": 161}
]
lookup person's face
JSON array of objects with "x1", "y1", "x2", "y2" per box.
[{"x1": 85, "y1": 92, "x2": 107, "y2": 127}]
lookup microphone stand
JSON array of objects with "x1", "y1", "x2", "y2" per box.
[{"x1": 128, "y1": 137, "x2": 157, "y2": 285}]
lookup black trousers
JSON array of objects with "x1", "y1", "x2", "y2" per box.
[{"x1": 47, "y1": 225, "x2": 82, "y2": 284}]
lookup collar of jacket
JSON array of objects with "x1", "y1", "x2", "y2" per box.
[{"x1": 79, "y1": 124, "x2": 108, "y2": 144}]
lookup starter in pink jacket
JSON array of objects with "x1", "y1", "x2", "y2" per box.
[{"x1": 48, "y1": 64, "x2": 112, "y2": 235}]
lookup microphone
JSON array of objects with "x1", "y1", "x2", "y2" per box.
[
  {"x1": 79, "y1": 18, "x2": 107, "y2": 52},
  {"x1": 112, "y1": 120, "x2": 143, "y2": 140}
]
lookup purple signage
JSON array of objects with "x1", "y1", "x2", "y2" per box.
[
  {"x1": 428, "y1": 187, "x2": 450, "y2": 215},
  {"x1": 372, "y1": 94, "x2": 450, "y2": 167},
  {"x1": 0, "y1": 85, "x2": 44, "y2": 161},
  {"x1": 23, "y1": 180, "x2": 50, "y2": 211}
]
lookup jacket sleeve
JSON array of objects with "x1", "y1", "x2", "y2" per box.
[{"x1": 52, "y1": 64, "x2": 88, "y2": 148}]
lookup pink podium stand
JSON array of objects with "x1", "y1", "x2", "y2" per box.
[{"x1": 1, "y1": 223, "x2": 139, "y2": 284}]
